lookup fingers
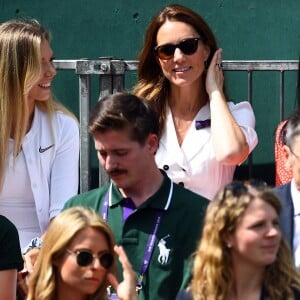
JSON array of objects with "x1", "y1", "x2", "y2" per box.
[
  {"x1": 114, "y1": 245, "x2": 134, "y2": 273},
  {"x1": 206, "y1": 48, "x2": 224, "y2": 96},
  {"x1": 23, "y1": 248, "x2": 40, "y2": 273},
  {"x1": 109, "y1": 245, "x2": 137, "y2": 300},
  {"x1": 107, "y1": 272, "x2": 119, "y2": 292},
  {"x1": 17, "y1": 271, "x2": 29, "y2": 296}
]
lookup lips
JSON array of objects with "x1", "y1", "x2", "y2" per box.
[
  {"x1": 261, "y1": 244, "x2": 279, "y2": 252},
  {"x1": 173, "y1": 66, "x2": 191, "y2": 72}
]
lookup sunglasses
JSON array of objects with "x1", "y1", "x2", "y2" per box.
[
  {"x1": 221, "y1": 180, "x2": 268, "y2": 202},
  {"x1": 67, "y1": 249, "x2": 114, "y2": 269},
  {"x1": 154, "y1": 37, "x2": 202, "y2": 60}
]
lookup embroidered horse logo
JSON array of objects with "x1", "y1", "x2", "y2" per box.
[{"x1": 158, "y1": 234, "x2": 170, "y2": 264}]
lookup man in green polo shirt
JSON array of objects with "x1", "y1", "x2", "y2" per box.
[{"x1": 64, "y1": 92, "x2": 209, "y2": 300}]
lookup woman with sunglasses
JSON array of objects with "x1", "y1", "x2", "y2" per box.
[
  {"x1": 27, "y1": 206, "x2": 137, "y2": 300},
  {"x1": 133, "y1": 4, "x2": 258, "y2": 200},
  {"x1": 177, "y1": 182, "x2": 300, "y2": 300}
]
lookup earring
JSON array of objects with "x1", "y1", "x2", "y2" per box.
[
  {"x1": 226, "y1": 243, "x2": 232, "y2": 248},
  {"x1": 204, "y1": 60, "x2": 208, "y2": 69}
]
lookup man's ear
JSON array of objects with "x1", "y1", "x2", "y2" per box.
[
  {"x1": 283, "y1": 145, "x2": 292, "y2": 170},
  {"x1": 147, "y1": 133, "x2": 159, "y2": 154}
]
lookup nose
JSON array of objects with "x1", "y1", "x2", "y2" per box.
[
  {"x1": 266, "y1": 225, "x2": 281, "y2": 238},
  {"x1": 45, "y1": 62, "x2": 56, "y2": 78},
  {"x1": 90, "y1": 256, "x2": 102, "y2": 270},
  {"x1": 173, "y1": 47, "x2": 185, "y2": 62},
  {"x1": 104, "y1": 155, "x2": 118, "y2": 172}
]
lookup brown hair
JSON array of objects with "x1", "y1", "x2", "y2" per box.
[{"x1": 133, "y1": 4, "x2": 218, "y2": 136}]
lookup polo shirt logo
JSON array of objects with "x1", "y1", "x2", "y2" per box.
[{"x1": 158, "y1": 234, "x2": 170, "y2": 264}]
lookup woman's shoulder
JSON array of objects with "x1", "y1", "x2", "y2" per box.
[
  {"x1": 227, "y1": 100, "x2": 254, "y2": 112},
  {"x1": 0, "y1": 215, "x2": 19, "y2": 240},
  {"x1": 50, "y1": 110, "x2": 79, "y2": 137}
]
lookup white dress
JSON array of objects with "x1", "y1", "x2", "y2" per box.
[{"x1": 155, "y1": 101, "x2": 258, "y2": 200}]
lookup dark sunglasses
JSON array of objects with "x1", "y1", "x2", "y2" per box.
[
  {"x1": 67, "y1": 249, "x2": 114, "y2": 269},
  {"x1": 221, "y1": 180, "x2": 268, "y2": 202},
  {"x1": 154, "y1": 37, "x2": 202, "y2": 60}
]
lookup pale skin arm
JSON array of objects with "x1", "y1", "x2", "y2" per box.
[
  {"x1": 206, "y1": 48, "x2": 249, "y2": 165},
  {"x1": 0, "y1": 269, "x2": 18, "y2": 300},
  {"x1": 107, "y1": 245, "x2": 138, "y2": 300}
]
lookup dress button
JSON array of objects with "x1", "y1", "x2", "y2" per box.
[
  {"x1": 178, "y1": 182, "x2": 184, "y2": 186},
  {"x1": 163, "y1": 165, "x2": 169, "y2": 171}
]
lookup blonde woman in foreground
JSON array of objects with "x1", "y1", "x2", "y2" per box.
[
  {"x1": 27, "y1": 206, "x2": 137, "y2": 300},
  {"x1": 177, "y1": 182, "x2": 300, "y2": 300}
]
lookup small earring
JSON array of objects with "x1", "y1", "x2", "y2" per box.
[
  {"x1": 204, "y1": 60, "x2": 208, "y2": 69},
  {"x1": 226, "y1": 243, "x2": 232, "y2": 248}
]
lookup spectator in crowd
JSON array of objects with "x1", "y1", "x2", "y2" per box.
[
  {"x1": 0, "y1": 19, "x2": 79, "y2": 249},
  {"x1": 27, "y1": 206, "x2": 137, "y2": 300},
  {"x1": 177, "y1": 182, "x2": 300, "y2": 300},
  {"x1": 275, "y1": 62, "x2": 300, "y2": 186},
  {"x1": 62, "y1": 92, "x2": 209, "y2": 300},
  {"x1": 275, "y1": 108, "x2": 300, "y2": 268},
  {"x1": 133, "y1": 4, "x2": 257, "y2": 200}
]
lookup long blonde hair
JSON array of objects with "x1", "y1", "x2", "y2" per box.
[
  {"x1": 190, "y1": 183, "x2": 300, "y2": 300},
  {"x1": 27, "y1": 206, "x2": 116, "y2": 300},
  {"x1": 0, "y1": 19, "x2": 75, "y2": 190}
]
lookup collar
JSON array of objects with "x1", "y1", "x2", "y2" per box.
[
  {"x1": 291, "y1": 179, "x2": 300, "y2": 215},
  {"x1": 109, "y1": 170, "x2": 173, "y2": 211}
]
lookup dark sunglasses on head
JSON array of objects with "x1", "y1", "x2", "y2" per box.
[
  {"x1": 154, "y1": 37, "x2": 202, "y2": 60},
  {"x1": 67, "y1": 249, "x2": 114, "y2": 269},
  {"x1": 221, "y1": 180, "x2": 268, "y2": 202}
]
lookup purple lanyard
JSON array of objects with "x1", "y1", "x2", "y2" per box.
[{"x1": 101, "y1": 182, "x2": 173, "y2": 291}]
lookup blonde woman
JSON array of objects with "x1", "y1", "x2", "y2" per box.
[
  {"x1": 0, "y1": 19, "x2": 79, "y2": 249},
  {"x1": 27, "y1": 206, "x2": 137, "y2": 300},
  {"x1": 177, "y1": 182, "x2": 300, "y2": 300}
]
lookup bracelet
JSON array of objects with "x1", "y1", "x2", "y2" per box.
[{"x1": 22, "y1": 237, "x2": 43, "y2": 255}]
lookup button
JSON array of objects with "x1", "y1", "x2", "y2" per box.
[
  {"x1": 163, "y1": 165, "x2": 169, "y2": 171},
  {"x1": 178, "y1": 182, "x2": 184, "y2": 186}
]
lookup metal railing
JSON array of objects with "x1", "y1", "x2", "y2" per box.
[{"x1": 53, "y1": 59, "x2": 299, "y2": 192}]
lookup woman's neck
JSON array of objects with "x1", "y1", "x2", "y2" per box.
[
  {"x1": 168, "y1": 79, "x2": 207, "y2": 116},
  {"x1": 56, "y1": 285, "x2": 86, "y2": 300},
  {"x1": 229, "y1": 262, "x2": 265, "y2": 300}
]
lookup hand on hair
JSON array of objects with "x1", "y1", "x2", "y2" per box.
[{"x1": 206, "y1": 48, "x2": 224, "y2": 97}]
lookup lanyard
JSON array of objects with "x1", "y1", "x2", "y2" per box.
[{"x1": 101, "y1": 181, "x2": 173, "y2": 291}]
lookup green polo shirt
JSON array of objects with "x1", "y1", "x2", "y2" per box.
[{"x1": 64, "y1": 172, "x2": 208, "y2": 300}]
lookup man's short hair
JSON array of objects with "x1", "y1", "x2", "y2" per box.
[
  {"x1": 285, "y1": 109, "x2": 300, "y2": 149},
  {"x1": 89, "y1": 92, "x2": 159, "y2": 145}
]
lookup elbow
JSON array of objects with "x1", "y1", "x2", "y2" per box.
[{"x1": 216, "y1": 143, "x2": 250, "y2": 165}]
